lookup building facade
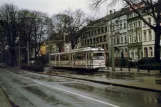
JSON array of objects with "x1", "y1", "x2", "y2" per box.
[
  {"x1": 127, "y1": 9, "x2": 157, "y2": 59},
  {"x1": 79, "y1": 17, "x2": 109, "y2": 57},
  {"x1": 78, "y1": 5, "x2": 161, "y2": 65},
  {"x1": 108, "y1": 8, "x2": 128, "y2": 59}
]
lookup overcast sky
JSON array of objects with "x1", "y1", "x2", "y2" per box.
[{"x1": 0, "y1": 0, "x2": 107, "y2": 17}]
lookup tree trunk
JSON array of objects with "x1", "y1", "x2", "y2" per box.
[
  {"x1": 10, "y1": 50, "x2": 16, "y2": 66},
  {"x1": 34, "y1": 47, "x2": 37, "y2": 60},
  {"x1": 154, "y1": 26, "x2": 161, "y2": 61}
]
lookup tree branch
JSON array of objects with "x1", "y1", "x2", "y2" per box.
[{"x1": 125, "y1": 0, "x2": 155, "y2": 30}]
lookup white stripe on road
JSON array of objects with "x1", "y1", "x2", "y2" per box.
[{"x1": 5, "y1": 70, "x2": 119, "y2": 107}]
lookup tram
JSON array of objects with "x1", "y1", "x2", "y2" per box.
[{"x1": 49, "y1": 47, "x2": 106, "y2": 70}]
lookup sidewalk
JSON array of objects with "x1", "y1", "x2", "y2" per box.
[
  {"x1": 0, "y1": 88, "x2": 12, "y2": 107},
  {"x1": 100, "y1": 67, "x2": 161, "y2": 75},
  {"x1": 8, "y1": 67, "x2": 161, "y2": 92},
  {"x1": 45, "y1": 70, "x2": 161, "y2": 92}
]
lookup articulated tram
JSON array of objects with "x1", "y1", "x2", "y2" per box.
[{"x1": 49, "y1": 47, "x2": 106, "y2": 70}]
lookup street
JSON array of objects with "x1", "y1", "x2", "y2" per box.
[{"x1": 0, "y1": 68, "x2": 161, "y2": 107}]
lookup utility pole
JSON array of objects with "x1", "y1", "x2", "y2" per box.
[
  {"x1": 48, "y1": 37, "x2": 51, "y2": 73},
  {"x1": 19, "y1": 40, "x2": 21, "y2": 67},
  {"x1": 110, "y1": 10, "x2": 115, "y2": 74},
  {"x1": 27, "y1": 40, "x2": 29, "y2": 66},
  {"x1": 64, "y1": 34, "x2": 66, "y2": 52},
  {"x1": 107, "y1": 19, "x2": 110, "y2": 70}
]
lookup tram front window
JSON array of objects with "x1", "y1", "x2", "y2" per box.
[{"x1": 93, "y1": 53, "x2": 105, "y2": 60}]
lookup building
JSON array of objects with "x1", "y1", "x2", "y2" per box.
[
  {"x1": 108, "y1": 8, "x2": 129, "y2": 59},
  {"x1": 127, "y1": 7, "x2": 157, "y2": 59},
  {"x1": 78, "y1": 3, "x2": 161, "y2": 66},
  {"x1": 79, "y1": 17, "x2": 109, "y2": 57},
  {"x1": 127, "y1": 11, "x2": 143, "y2": 59}
]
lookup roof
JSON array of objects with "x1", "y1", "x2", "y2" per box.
[{"x1": 50, "y1": 47, "x2": 104, "y2": 55}]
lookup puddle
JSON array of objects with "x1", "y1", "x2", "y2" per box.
[
  {"x1": 24, "y1": 86, "x2": 72, "y2": 106},
  {"x1": 12, "y1": 78, "x2": 28, "y2": 86}
]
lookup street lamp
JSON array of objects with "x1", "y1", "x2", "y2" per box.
[
  {"x1": 110, "y1": 10, "x2": 115, "y2": 74},
  {"x1": 26, "y1": 40, "x2": 29, "y2": 66},
  {"x1": 64, "y1": 33, "x2": 68, "y2": 52},
  {"x1": 16, "y1": 36, "x2": 21, "y2": 67}
]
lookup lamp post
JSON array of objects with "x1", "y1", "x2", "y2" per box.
[
  {"x1": 16, "y1": 36, "x2": 21, "y2": 67},
  {"x1": 110, "y1": 10, "x2": 115, "y2": 74},
  {"x1": 64, "y1": 33, "x2": 68, "y2": 52},
  {"x1": 27, "y1": 40, "x2": 29, "y2": 66}
]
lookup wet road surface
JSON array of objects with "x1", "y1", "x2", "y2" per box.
[{"x1": 0, "y1": 68, "x2": 161, "y2": 107}]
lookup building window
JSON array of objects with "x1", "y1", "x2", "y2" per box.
[
  {"x1": 148, "y1": 30, "x2": 152, "y2": 41},
  {"x1": 133, "y1": 22, "x2": 136, "y2": 29},
  {"x1": 104, "y1": 35, "x2": 106, "y2": 41},
  {"x1": 149, "y1": 47, "x2": 153, "y2": 57},
  {"x1": 120, "y1": 21, "x2": 122, "y2": 30},
  {"x1": 121, "y1": 37, "x2": 123, "y2": 44},
  {"x1": 90, "y1": 39, "x2": 92, "y2": 44},
  {"x1": 105, "y1": 27, "x2": 107, "y2": 32},
  {"x1": 95, "y1": 29, "x2": 97, "y2": 35},
  {"x1": 117, "y1": 37, "x2": 119, "y2": 44},
  {"x1": 100, "y1": 36, "x2": 102, "y2": 42},
  {"x1": 93, "y1": 38, "x2": 95, "y2": 43},
  {"x1": 102, "y1": 44, "x2": 105, "y2": 49},
  {"x1": 129, "y1": 35, "x2": 131, "y2": 43},
  {"x1": 98, "y1": 28, "x2": 101, "y2": 34},
  {"x1": 114, "y1": 38, "x2": 115, "y2": 44},
  {"x1": 124, "y1": 23, "x2": 126, "y2": 29},
  {"x1": 134, "y1": 35, "x2": 137, "y2": 43},
  {"x1": 138, "y1": 33, "x2": 141, "y2": 42},
  {"x1": 101, "y1": 27, "x2": 104, "y2": 33},
  {"x1": 106, "y1": 44, "x2": 108, "y2": 50},
  {"x1": 144, "y1": 31, "x2": 147, "y2": 41},
  {"x1": 91, "y1": 31, "x2": 93, "y2": 36},
  {"x1": 125, "y1": 36, "x2": 127, "y2": 43},
  {"x1": 96, "y1": 37, "x2": 98, "y2": 43},
  {"x1": 128, "y1": 23, "x2": 131, "y2": 30}
]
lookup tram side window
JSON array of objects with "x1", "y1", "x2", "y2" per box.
[
  {"x1": 56, "y1": 55, "x2": 59, "y2": 61},
  {"x1": 87, "y1": 53, "x2": 92, "y2": 60},
  {"x1": 75, "y1": 53, "x2": 86, "y2": 60},
  {"x1": 50, "y1": 55, "x2": 55, "y2": 61},
  {"x1": 93, "y1": 52, "x2": 105, "y2": 60},
  {"x1": 60, "y1": 54, "x2": 69, "y2": 61}
]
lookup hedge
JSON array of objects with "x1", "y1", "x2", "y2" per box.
[
  {"x1": 137, "y1": 58, "x2": 161, "y2": 70},
  {"x1": 20, "y1": 62, "x2": 44, "y2": 72}
]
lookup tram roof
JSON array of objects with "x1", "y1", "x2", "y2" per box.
[{"x1": 50, "y1": 47, "x2": 104, "y2": 55}]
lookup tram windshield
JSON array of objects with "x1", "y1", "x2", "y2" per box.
[{"x1": 93, "y1": 52, "x2": 105, "y2": 60}]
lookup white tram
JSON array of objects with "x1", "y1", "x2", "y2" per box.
[{"x1": 49, "y1": 47, "x2": 106, "y2": 70}]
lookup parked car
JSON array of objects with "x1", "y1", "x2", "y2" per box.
[{"x1": 0, "y1": 63, "x2": 7, "y2": 68}]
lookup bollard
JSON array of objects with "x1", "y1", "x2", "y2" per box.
[
  {"x1": 137, "y1": 62, "x2": 140, "y2": 76},
  {"x1": 147, "y1": 58, "x2": 150, "y2": 76}
]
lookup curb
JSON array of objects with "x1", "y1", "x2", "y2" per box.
[
  {"x1": 43, "y1": 73, "x2": 161, "y2": 93},
  {"x1": 11, "y1": 67, "x2": 161, "y2": 93},
  {"x1": 0, "y1": 88, "x2": 12, "y2": 107}
]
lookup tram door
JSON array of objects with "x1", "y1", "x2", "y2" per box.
[
  {"x1": 56, "y1": 55, "x2": 59, "y2": 67},
  {"x1": 87, "y1": 52, "x2": 93, "y2": 69}
]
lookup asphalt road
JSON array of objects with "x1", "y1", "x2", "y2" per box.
[{"x1": 0, "y1": 68, "x2": 161, "y2": 107}]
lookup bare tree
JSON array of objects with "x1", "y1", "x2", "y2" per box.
[
  {"x1": 92, "y1": 0, "x2": 161, "y2": 61},
  {"x1": 0, "y1": 26, "x2": 7, "y2": 63},
  {"x1": 0, "y1": 4, "x2": 19, "y2": 66},
  {"x1": 51, "y1": 9, "x2": 87, "y2": 50}
]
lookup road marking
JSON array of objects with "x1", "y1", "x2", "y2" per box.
[
  {"x1": 36, "y1": 81, "x2": 119, "y2": 107},
  {"x1": 5, "y1": 70, "x2": 119, "y2": 107}
]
